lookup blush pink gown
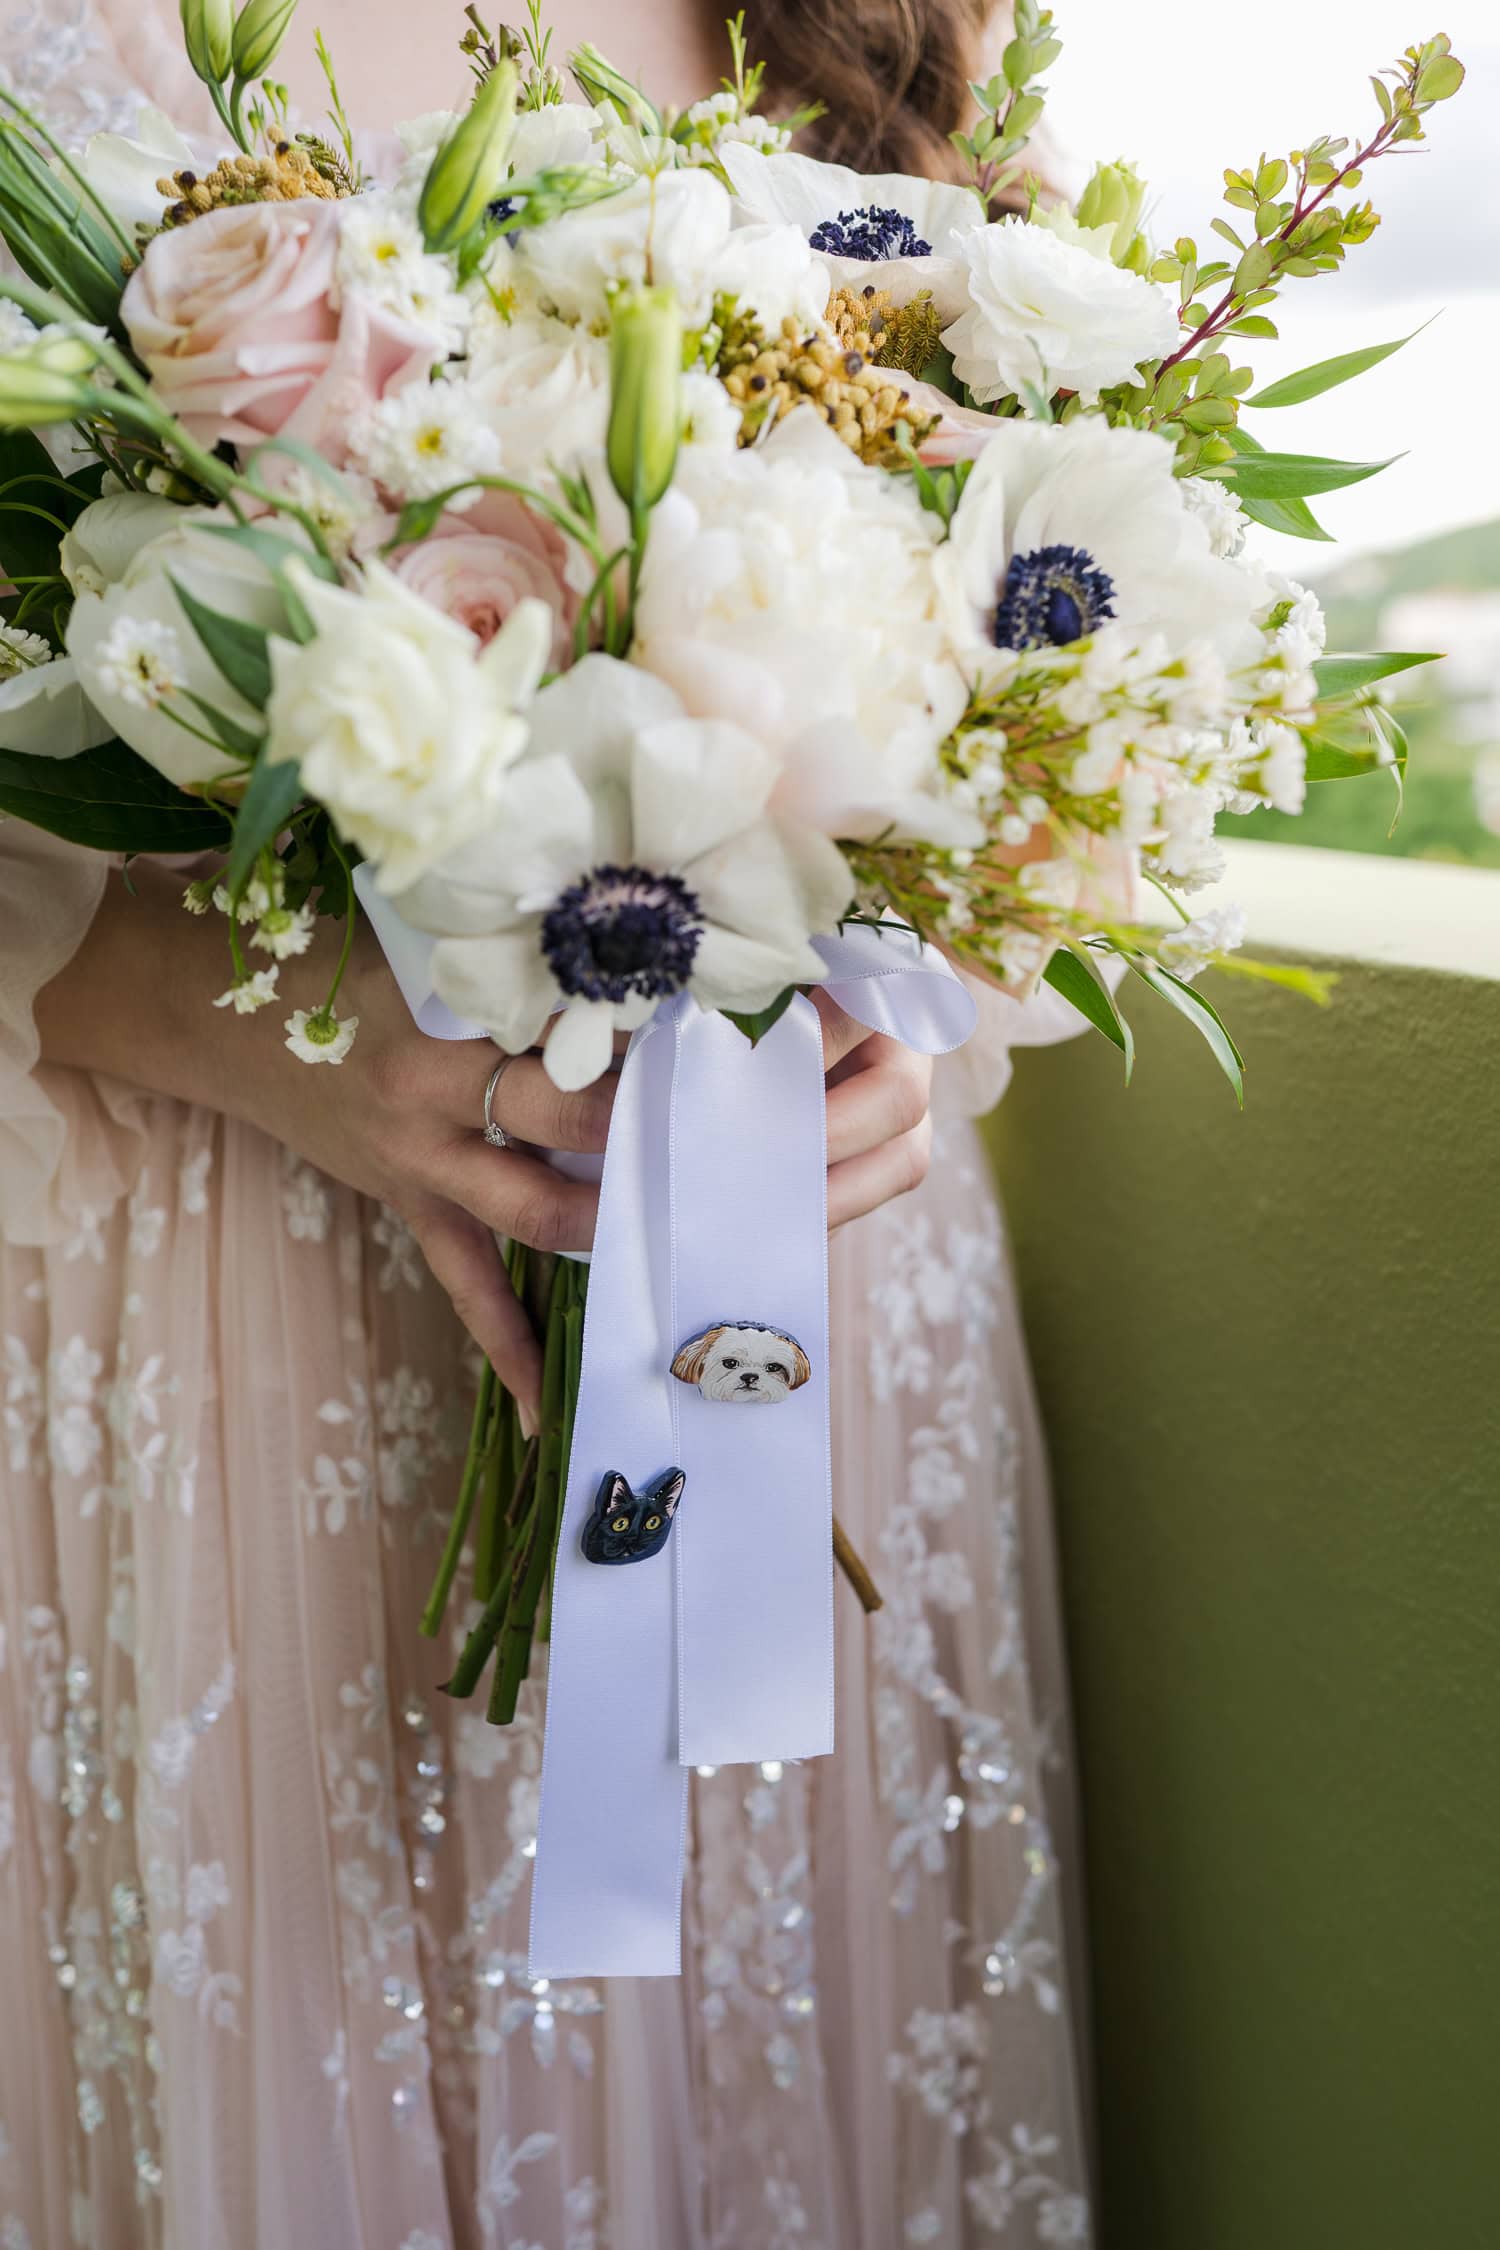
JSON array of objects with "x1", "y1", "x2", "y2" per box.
[{"x1": 0, "y1": 14, "x2": 1093, "y2": 2247}]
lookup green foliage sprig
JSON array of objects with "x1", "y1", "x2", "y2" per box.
[
  {"x1": 1120, "y1": 35, "x2": 1465, "y2": 477},
  {"x1": 950, "y1": 0, "x2": 1062, "y2": 213}
]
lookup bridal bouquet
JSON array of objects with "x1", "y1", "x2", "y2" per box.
[{"x1": 0, "y1": 0, "x2": 1465, "y2": 1959}]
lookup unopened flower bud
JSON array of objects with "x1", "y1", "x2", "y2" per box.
[
  {"x1": 180, "y1": 0, "x2": 234, "y2": 85},
  {"x1": 570, "y1": 43, "x2": 663, "y2": 136},
  {"x1": 1076, "y1": 158, "x2": 1149, "y2": 269},
  {"x1": 0, "y1": 332, "x2": 100, "y2": 425},
  {"x1": 417, "y1": 58, "x2": 520, "y2": 253},
  {"x1": 231, "y1": 0, "x2": 299, "y2": 84},
  {"x1": 607, "y1": 285, "x2": 682, "y2": 515}
]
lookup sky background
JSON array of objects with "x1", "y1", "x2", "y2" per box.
[{"x1": 1044, "y1": 0, "x2": 1498, "y2": 566}]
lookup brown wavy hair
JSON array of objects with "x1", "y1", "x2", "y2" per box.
[{"x1": 739, "y1": 0, "x2": 997, "y2": 180}]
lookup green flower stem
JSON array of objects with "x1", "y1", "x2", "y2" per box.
[
  {"x1": 419, "y1": 1360, "x2": 496, "y2": 1637},
  {"x1": 488, "y1": 1275, "x2": 572, "y2": 1723},
  {"x1": 537, "y1": 1286, "x2": 584, "y2": 1645},
  {"x1": 318, "y1": 835, "x2": 358, "y2": 1014},
  {"x1": 471, "y1": 1385, "x2": 511, "y2": 1600}
]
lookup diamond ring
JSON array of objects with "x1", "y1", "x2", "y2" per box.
[{"x1": 482, "y1": 1056, "x2": 516, "y2": 1150}]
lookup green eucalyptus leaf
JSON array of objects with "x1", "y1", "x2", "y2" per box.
[
  {"x1": 1237, "y1": 490, "x2": 1335, "y2": 541},
  {"x1": 1127, "y1": 956, "x2": 1243, "y2": 1107},
  {"x1": 1214, "y1": 449, "x2": 1397, "y2": 500},
  {"x1": 0, "y1": 737, "x2": 233, "y2": 852},
  {"x1": 1312, "y1": 649, "x2": 1441, "y2": 699},
  {"x1": 225, "y1": 753, "x2": 304, "y2": 898},
  {"x1": 169, "y1": 575, "x2": 273, "y2": 708},
  {"x1": 1245, "y1": 323, "x2": 1428, "y2": 409},
  {"x1": 722, "y1": 986, "x2": 799, "y2": 1046},
  {"x1": 1043, "y1": 947, "x2": 1134, "y2": 1077}
]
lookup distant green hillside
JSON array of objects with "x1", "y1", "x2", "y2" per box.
[{"x1": 1222, "y1": 514, "x2": 1500, "y2": 868}]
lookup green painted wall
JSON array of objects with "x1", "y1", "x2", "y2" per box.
[{"x1": 985, "y1": 960, "x2": 1500, "y2": 2250}]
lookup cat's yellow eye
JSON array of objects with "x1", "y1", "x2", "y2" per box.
[
  {"x1": 611, "y1": 1515, "x2": 630, "y2": 1533},
  {"x1": 644, "y1": 1514, "x2": 661, "y2": 1531}
]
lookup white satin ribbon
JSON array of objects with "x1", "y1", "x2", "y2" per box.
[{"x1": 355, "y1": 870, "x2": 976, "y2": 1976}]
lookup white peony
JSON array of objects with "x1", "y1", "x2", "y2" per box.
[
  {"x1": 719, "y1": 145, "x2": 981, "y2": 319},
  {"x1": 936, "y1": 416, "x2": 1272, "y2": 678},
  {"x1": 512, "y1": 166, "x2": 825, "y2": 332},
  {"x1": 942, "y1": 216, "x2": 1179, "y2": 407},
  {"x1": 265, "y1": 560, "x2": 552, "y2": 893},
  {"x1": 631, "y1": 413, "x2": 974, "y2": 846},
  {"x1": 396, "y1": 656, "x2": 854, "y2": 1090},
  {"x1": 65, "y1": 507, "x2": 290, "y2": 786}
]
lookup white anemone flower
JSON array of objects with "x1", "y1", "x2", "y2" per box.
[
  {"x1": 936, "y1": 417, "x2": 1272, "y2": 679},
  {"x1": 942, "y1": 215, "x2": 1179, "y2": 407},
  {"x1": 718, "y1": 145, "x2": 980, "y2": 318},
  {"x1": 512, "y1": 166, "x2": 825, "y2": 332},
  {"x1": 397, "y1": 658, "x2": 854, "y2": 1091}
]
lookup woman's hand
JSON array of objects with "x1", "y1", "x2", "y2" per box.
[{"x1": 38, "y1": 862, "x2": 933, "y2": 1417}]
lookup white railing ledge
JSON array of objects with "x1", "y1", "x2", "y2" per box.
[{"x1": 1181, "y1": 840, "x2": 1500, "y2": 983}]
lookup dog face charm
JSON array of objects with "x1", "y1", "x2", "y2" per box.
[
  {"x1": 580, "y1": 1467, "x2": 686, "y2": 1565},
  {"x1": 671, "y1": 1323, "x2": 812, "y2": 1405}
]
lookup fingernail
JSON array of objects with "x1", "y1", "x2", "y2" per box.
[{"x1": 518, "y1": 1400, "x2": 539, "y2": 1442}]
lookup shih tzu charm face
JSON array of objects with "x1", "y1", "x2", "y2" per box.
[
  {"x1": 581, "y1": 1467, "x2": 686, "y2": 1565},
  {"x1": 670, "y1": 1323, "x2": 812, "y2": 1406}
]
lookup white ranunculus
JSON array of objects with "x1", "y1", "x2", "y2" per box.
[
  {"x1": 65, "y1": 511, "x2": 291, "y2": 787},
  {"x1": 264, "y1": 560, "x2": 552, "y2": 893},
  {"x1": 513, "y1": 167, "x2": 825, "y2": 332},
  {"x1": 76, "y1": 106, "x2": 199, "y2": 233},
  {"x1": 719, "y1": 144, "x2": 980, "y2": 319},
  {"x1": 397, "y1": 656, "x2": 853, "y2": 1090},
  {"x1": 936, "y1": 416, "x2": 1271, "y2": 676},
  {"x1": 464, "y1": 304, "x2": 611, "y2": 470},
  {"x1": 942, "y1": 216, "x2": 1179, "y2": 407},
  {"x1": 631, "y1": 412, "x2": 974, "y2": 846}
]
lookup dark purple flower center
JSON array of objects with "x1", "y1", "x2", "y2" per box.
[
  {"x1": 540, "y1": 865, "x2": 703, "y2": 1005},
  {"x1": 808, "y1": 205, "x2": 933, "y2": 261},
  {"x1": 992, "y1": 544, "x2": 1117, "y2": 652}
]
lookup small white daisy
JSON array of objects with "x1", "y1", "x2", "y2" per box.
[
  {"x1": 283, "y1": 1007, "x2": 358, "y2": 1064},
  {"x1": 213, "y1": 967, "x2": 280, "y2": 1013},
  {"x1": 213, "y1": 874, "x2": 278, "y2": 924},
  {"x1": 181, "y1": 878, "x2": 216, "y2": 916},
  {"x1": 355, "y1": 378, "x2": 501, "y2": 509},
  {"x1": 0, "y1": 623, "x2": 54, "y2": 678},
  {"x1": 251, "y1": 903, "x2": 317, "y2": 961},
  {"x1": 337, "y1": 195, "x2": 471, "y2": 354},
  {"x1": 92, "y1": 614, "x2": 183, "y2": 708}
]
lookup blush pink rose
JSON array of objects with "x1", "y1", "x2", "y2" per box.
[
  {"x1": 386, "y1": 525, "x2": 574, "y2": 668},
  {"x1": 122, "y1": 201, "x2": 433, "y2": 460}
]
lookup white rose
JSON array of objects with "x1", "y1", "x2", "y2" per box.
[
  {"x1": 942, "y1": 216, "x2": 1180, "y2": 407},
  {"x1": 631, "y1": 412, "x2": 973, "y2": 846},
  {"x1": 513, "y1": 167, "x2": 825, "y2": 331},
  {"x1": 65, "y1": 508, "x2": 290, "y2": 786},
  {"x1": 264, "y1": 559, "x2": 552, "y2": 893}
]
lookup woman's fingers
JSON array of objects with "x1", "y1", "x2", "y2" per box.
[
  {"x1": 410, "y1": 1203, "x2": 544, "y2": 1420},
  {"x1": 808, "y1": 988, "x2": 877, "y2": 1074},
  {"x1": 476, "y1": 1048, "x2": 617, "y2": 1153},
  {"x1": 827, "y1": 1114, "x2": 933, "y2": 1232},
  {"x1": 824, "y1": 1037, "x2": 932, "y2": 1166},
  {"x1": 438, "y1": 1136, "x2": 600, "y2": 1255}
]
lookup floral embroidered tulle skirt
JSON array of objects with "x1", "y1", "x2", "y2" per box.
[{"x1": 0, "y1": 1092, "x2": 1091, "y2": 2250}]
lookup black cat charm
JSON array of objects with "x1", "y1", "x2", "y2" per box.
[{"x1": 581, "y1": 1467, "x2": 686, "y2": 1565}]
